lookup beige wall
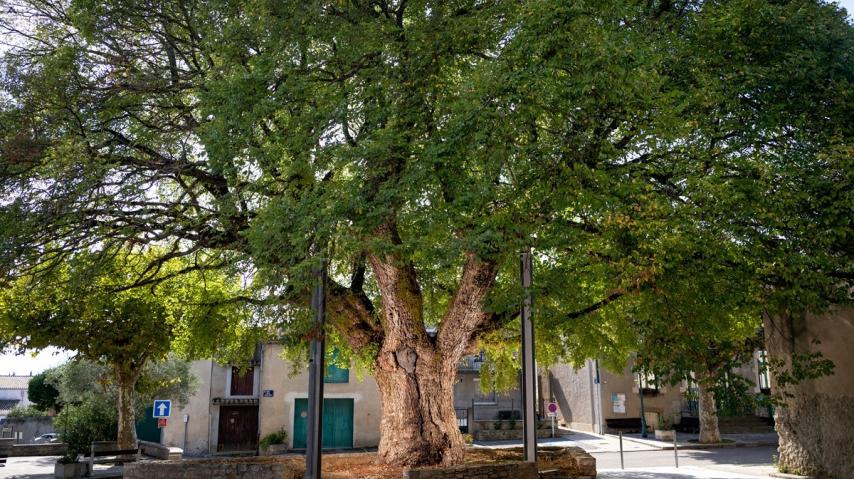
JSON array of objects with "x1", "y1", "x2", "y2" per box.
[
  {"x1": 598, "y1": 361, "x2": 683, "y2": 429},
  {"x1": 550, "y1": 356, "x2": 769, "y2": 433},
  {"x1": 160, "y1": 344, "x2": 384, "y2": 454},
  {"x1": 161, "y1": 360, "x2": 214, "y2": 456},
  {"x1": 257, "y1": 344, "x2": 382, "y2": 449},
  {"x1": 549, "y1": 361, "x2": 598, "y2": 432}
]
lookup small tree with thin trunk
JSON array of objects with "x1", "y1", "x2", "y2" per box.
[
  {"x1": 631, "y1": 254, "x2": 763, "y2": 444},
  {"x1": 0, "y1": 249, "x2": 249, "y2": 450}
]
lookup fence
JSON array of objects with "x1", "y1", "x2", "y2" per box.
[
  {"x1": 472, "y1": 398, "x2": 522, "y2": 421},
  {"x1": 455, "y1": 408, "x2": 468, "y2": 433}
]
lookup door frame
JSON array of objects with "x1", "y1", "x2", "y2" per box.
[
  {"x1": 216, "y1": 405, "x2": 260, "y2": 452},
  {"x1": 288, "y1": 393, "x2": 360, "y2": 449}
]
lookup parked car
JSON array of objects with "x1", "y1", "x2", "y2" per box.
[{"x1": 33, "y1": 433, "x2": 60, "y2": 443}]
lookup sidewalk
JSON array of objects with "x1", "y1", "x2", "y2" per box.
[
  {"x1": 598, "y1": 466, "x2": 770, "y2": 478},
  {"x1": 612, "y1": 432, "x2": 778, "y2": 450}
]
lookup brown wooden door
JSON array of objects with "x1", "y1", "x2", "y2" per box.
[{"x1": 217, "y1": 406, "x2": 259, "y2": 452}]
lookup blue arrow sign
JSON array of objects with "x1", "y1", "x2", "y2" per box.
[{"x1": 153, "y1": 399, "x2": 171, "y2": 418}]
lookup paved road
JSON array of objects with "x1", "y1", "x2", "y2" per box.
[
  {"x1": 0, "y1": 455, "x2": 59, "y2": 479},
  {"x1": 594, "y1": 446, "x2": 778, "y2": 478},
  {"x1": 598, "y1": 466, "x2": 767, "y2": 478},
  {"x1": 0, "y1": 456, "x2": 123, "y2": 479}
]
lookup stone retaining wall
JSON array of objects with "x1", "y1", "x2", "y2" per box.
[
  {"x1": 406, "y1": 462, "x2": 538, "y2": 479},
  {"x1": 406, "y1": 447, "x2": 596, "y2": 479},
  {"x1": 0, "y1": 442, "x2": 67, "y2": 457},
  {"x1": 124, "y1": 456, "x2": 300, "y2": 479},
  {"x1": 474, "y1": 428, "x2": 554, "y2": 441}
]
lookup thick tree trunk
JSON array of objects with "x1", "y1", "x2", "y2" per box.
[
  {"x1": 115, "y1": 367, "x2": 139, "y2": 450},
  {"x1": 375, "y1": 344, "x2": 463, "y2": 466},
  {"x1": 763, "y1": 310, "x2": 854, "y2": 478},
  {"x1": 696, "y1": 372, "x2": 721, "y2": 444},
  {"x1": 361, "y1": 238, "x2": 497, "y2": 467}
]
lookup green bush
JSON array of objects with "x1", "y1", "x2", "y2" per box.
[
  {"x1": 54, "y1": 400, "x2": 117, "y2": 462},
  {"x1": 462, "y1": 433, "x2": 474, "y2": 445},
  {"x1": 6, "y1": 404, "x2": 48, "y2": 418},
  {"x1": 259, "y1": 429, "x2": 288, "y2": 450}
]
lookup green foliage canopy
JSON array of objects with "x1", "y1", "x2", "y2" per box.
[
  {"x1": 0, "y1": 0, "x2": 850, "y2": 377},
  {"x1": 27, "y1": 372, "x2": 60, "y2": 412}
]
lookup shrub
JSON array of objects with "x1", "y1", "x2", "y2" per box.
[
  {"x1": 462, "y1": 433, "x2": 474, "y2": 445},
  {"x1": 6, "y1": 404, "x2": 48, "y2": 418},
  {"x1": 54, "y1": 400, "x2": 117, "y2": 462},
  {"x1": 28, "y1": 373, "x2": 60, "y2": 412},
  {"x1": 259, "y1": 429, "x2": 288, "y2": 450}
]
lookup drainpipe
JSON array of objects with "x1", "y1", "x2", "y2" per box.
[
  {"x1": 208, "y1": 360, "x2": 215, "y2": 455},
  {"x1": 588, "y1": 360, "x2": 597, "y2": 433},
  {"x1": 257, "y1": 343, "x2": 264, "y2": 452},
  {"x1": 594, "y1": 360, "x2": 604, "y2": 435}
]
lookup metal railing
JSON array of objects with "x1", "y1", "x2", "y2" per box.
[
  {"x1": 471, "y1": 398, "x2": 522, "y2": 421},
  {"x1": 458, "y1": 356, "x2": 483, "y2": 371},
  {"x1": 455, "y1": 408, "x2": 469, "y2": 433}
]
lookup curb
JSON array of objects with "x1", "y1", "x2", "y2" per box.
[{"x1": 769, "y1": 472, "x2": 815, "y2": 479}]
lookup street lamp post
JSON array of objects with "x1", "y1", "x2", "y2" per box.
[
  {"x1": 305, "y1": 260, "x2": 327, "y2": 479},
  {"x1": 520, "y1": 249, "x2": 537, "y2": 463},
  {"x1": 638, "y1": 371, "x2": 648, "y2": 438}
]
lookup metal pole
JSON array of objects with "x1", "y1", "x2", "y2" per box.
[
  {"x1": 619, "y1": 431, "x2": 624, "y2": 470},
  {"x1": 638, "y1": 372, "x2": 648, "y2": 438},
  {"x1": 673, "y1": 430, "x2": 679, "y2": 468},
  {"x1": 520, "y1": 249, "x2": 537, "y2": 463},
  {"x1": 305, "y1": 260, "x2": 327, "y2": 479}
]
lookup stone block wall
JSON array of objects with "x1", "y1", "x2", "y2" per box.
[
  {"x1": 124, "y1": 456, "x2": 300, "y2": 479},
  {"x1": 474, "y1": 427, "x2": 554, "y2": 441},
  {"x1": 406, "y1": 447, "x2": 596, "y2": 479},
  {"x1": 406, "y1": 462, "x2": 538, "y2": 479},
  {"x1": 0, "y1": 442, "x2": 67, "y2": 457}
]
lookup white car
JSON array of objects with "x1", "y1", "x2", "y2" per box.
[{"x1": 33, "y1": 433, "x2": 60, "y2": 443}]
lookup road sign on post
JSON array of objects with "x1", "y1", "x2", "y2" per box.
[
  {"x1": 153, "y1": 400, "x2": 171, "y2": 418},
  {"x1": 157, "y1": 418, "x2": 168, "y2": 428}
]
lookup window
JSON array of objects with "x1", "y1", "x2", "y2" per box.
[
  {"x1": 324, "y1": 349, "x2": 349, "y2": 384},
  {"x1": 230, "y1": 366, "x2": 254, "y2": 396},
  {"x1": 638, "y1": 371, "x2": 660, "y2": 395},
  {"x1": 757, "y1": 350, "x2": 771, "y2": 393}
]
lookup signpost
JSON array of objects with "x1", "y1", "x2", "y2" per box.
[
  {"x1": 153, "y1": 400, "x2": 171, "y2": 418},
  {"x1": 547, "y1": 402, "x2": 558, "y2": 437}
]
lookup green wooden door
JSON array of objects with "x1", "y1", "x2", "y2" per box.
[
  {"x1": 293, "y1": 398, "x2": 354, "y2": 449},
  {"x1": 136, "y1": 406, "x2": 160, "y2": 443}
]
